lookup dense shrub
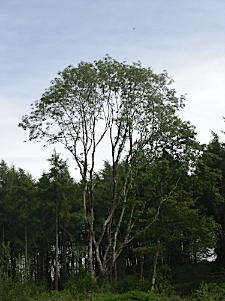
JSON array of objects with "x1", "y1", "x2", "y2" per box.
[
  {"x1": 65, "y1": 271, "x2": 98, "y2": 295},
  {"x1": 0, "y1": 277, "x2": 42, "y2": 301},
  {"x1": 192, "y1": 283, "x2": 225, "y2": 301},
  {"x1": 115, "y1": 275, "x2": 150, "y2": 293}
]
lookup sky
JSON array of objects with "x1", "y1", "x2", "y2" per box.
[{"x1": 0, "y1": 0, "x2": 224, "y2": 179}]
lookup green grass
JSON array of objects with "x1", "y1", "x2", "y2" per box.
[
  {"x1": 32, "y1": 290, "x2": 189, "y2": 301},
  {"x1": 2, "y1": 262, "x2": 225, "y2": 301}
]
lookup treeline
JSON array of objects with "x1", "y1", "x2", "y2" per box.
[
  {"x1": 1, "y1": 56, "x2": 225, "y2": 293},
  {"x1": 0, "y1": 134, "x2": 225, "y2": 290}
]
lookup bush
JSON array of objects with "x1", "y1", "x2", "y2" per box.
[
  {"x1": 0, "y1": 277, "x2": 41, "y2": 301},
  {"x1": 115, "y1": 275, "x2": 150, "y2": 293},
  {"x1": 192, "y1": 283, "x2": 225, "y2": 301},
  {"x1": 65, "y1": 271, "x2": 98, "y2": 295}
]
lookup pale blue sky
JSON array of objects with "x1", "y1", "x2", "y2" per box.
[{"x1": 0, "y1": 0, "x2": 224, "y2": 178}]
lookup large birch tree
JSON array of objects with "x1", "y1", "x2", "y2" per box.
[{"x1": 19, "y1": 56, "x2": 197, "y2": 278}]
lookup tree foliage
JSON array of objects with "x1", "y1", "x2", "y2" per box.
[
  {"x1": 19, "y1": 56, "x2": 198, "y2": 278},
  {"x1": 0, "y1": 56, "x2": 218, "y2": 293}
]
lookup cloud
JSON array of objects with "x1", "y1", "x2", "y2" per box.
[{"x1": 175, "y1": 57, "x2": 225, "y2": 142}]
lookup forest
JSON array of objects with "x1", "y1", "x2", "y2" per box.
[{"x1": 1, "y1": 57, "x2": 225, "y2": 301}]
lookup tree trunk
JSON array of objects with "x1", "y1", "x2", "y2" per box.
[
  {"x1": 140, "y1": 255, "x2": 144, "y2": 282},
  {"x1": 55, "y1": 204, "x2": 59, "y2": 291},
  {"x1": 25, "y1": 224, "x2": 28, "y2": 281},
  {"x1": 61, "y1": 232, "x2": 67, "y2": 285},
  {"x1": 2, "y1": 223, "x2": 5, "y2": 241},
  {"x1": 114, "y1": 261, "x2": 118, "y2": 282},
  {"x1": 216, "y1": 210, "x2": 225, "y2": 266},
  {"x1": 151, "y1": 240, "x2": 160, "y2": 291},
  {"x1": 88, "y1": 231, "x2": 95, "y2": 279}
]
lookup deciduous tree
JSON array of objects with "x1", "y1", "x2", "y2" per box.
[{"x1": 19, "y1": 56, "x2": 197, "y2": 278}]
